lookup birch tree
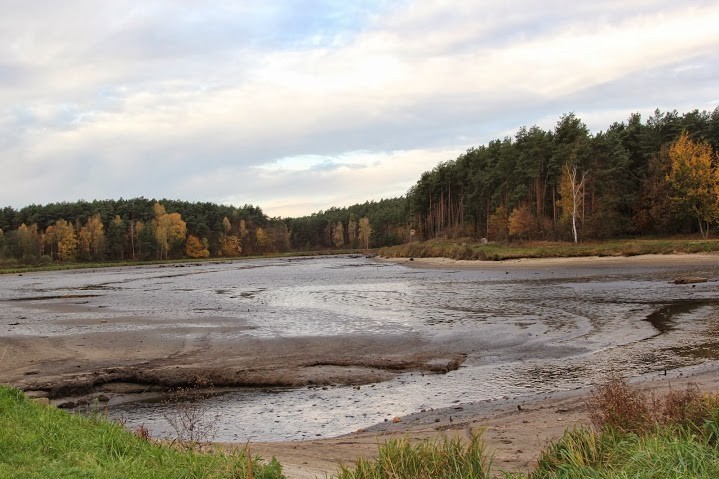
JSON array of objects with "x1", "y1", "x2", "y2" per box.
[{"x1": 560, "y1": 163, "x2": 588, "y2": 243}]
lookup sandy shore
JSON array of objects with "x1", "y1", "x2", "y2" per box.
[{"x1": 248, "y1": 361, "x2": 719, "y2": 478}]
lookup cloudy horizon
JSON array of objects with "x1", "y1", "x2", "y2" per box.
[{"x1": 2, "y1": 1, "x2": 718, "y2": 217}]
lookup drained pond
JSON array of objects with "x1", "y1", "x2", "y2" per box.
[{"x1": 1, "y1": 255, "x2": 719, "y2": 442}]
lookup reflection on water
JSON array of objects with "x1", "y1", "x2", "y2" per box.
[{"x1": 2, "y1": 255, "x2": 719, "y2": 441}]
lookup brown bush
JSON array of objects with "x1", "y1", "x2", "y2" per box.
[
  {"x1": 589, "y1": 376, "x2": 719, "y2": 434},
  {"x1": 588, "y1": 376, "x2": 650, "y2": 433},
  {"x1": 655, "y1": 384, "x2": 719, "y2": 430}
]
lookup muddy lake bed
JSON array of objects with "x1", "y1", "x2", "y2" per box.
[{"x1": 2, "y1": 254, "x2": 719, "y2": 442}]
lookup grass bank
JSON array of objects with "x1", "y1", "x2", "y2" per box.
[
  {"x1": 379, "y1": 238, "x2": 719, "y2": 261},
  {"x1": 0, "y1": 386, "x2": 284, "y2": 479},
  {"x1": 4, "y1": 379, "x2": 719, "y2": 478}
]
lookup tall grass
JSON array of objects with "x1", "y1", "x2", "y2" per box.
[
  {"x1": 532, "y1": 425, "x2": 719, "y2": 479},
  {"x1": 0, "y1": 386, "x2": 284, "y2": 479},
  {"x1": 532, "y1": 378, "x2": 719, "y2": 479},
  {"x1": 333, "y1": 433, "x2": 493, "y2": 479}
]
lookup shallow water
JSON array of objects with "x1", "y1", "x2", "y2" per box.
[{"x1": 2, "y1": 255, "x2": 719, "y2": 441}]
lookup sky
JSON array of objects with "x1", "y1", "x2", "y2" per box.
[{"x1": 1, "y1": 1, "x2": 718, "y2": 217}]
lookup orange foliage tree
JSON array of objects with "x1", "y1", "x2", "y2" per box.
[
  {"x1": 185, "y1": 235, "x2": 210, "y2": 258},
  {"x1": 508, "y1": 204, "x2": 535, "y2": 241},
  {"x1": 667, "y1": 133, "x2": 719, "y2": 238}
]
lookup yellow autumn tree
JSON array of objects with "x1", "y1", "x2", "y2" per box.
[
  {"x1": 54, "y1": 219, "x2": 78, "y2": 261},
  {"x1": 358, "y1": 217, "x2": 371, "y2": 249},
  {"x1": 78, "y1": 213, "x2": 106, "y2": 261},
  {"x1": 667, "y1": 133, "x2": 719, "y2": 238},
  {"x1": 185, "y1": 235, "x2": 210, "y2": 258},
  {"x1": 153, "y1": 203, "x2": 187, "y2": 259},
  {"x1": 219, "y1": 235, "x2": 242, "y2": 257}
]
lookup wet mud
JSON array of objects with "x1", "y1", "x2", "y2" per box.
[{"x1": 1, "y1": 254, "x2": 719, "y2": 441}]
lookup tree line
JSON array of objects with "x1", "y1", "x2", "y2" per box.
[
  {"x1": 0, "y1": 198, "x2": 287, "y2": 264},
  {"x1": 1, "y1": 107, "x2": 718, "y2": 265},
  {"x1": 406, "y1": 108, "x2": 719, "y2": 242},
  {"x1": 0, "y1": 197, "x2": 385, "y2": 265}
]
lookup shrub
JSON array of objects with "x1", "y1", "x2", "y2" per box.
[
  {"x1": 588, "y1": 376, "x2": 650, "y2": 433},
  {"x1": 588, "y1": 376, "x2": 719, "y2": 435}
]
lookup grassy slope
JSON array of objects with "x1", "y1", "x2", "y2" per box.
[
  {"x1": 379, "y1": 238, "x2": 719, "y2": 261},
  {"x1": 3, "y1": 384, "x2": 719, "y2": 479},
  {"x1": 0, "y1": 386, "x2": 284, "y2": 479}
]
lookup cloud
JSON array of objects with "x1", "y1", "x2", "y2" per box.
[{"x1": 1, "y1": 1, "x2": 718, "y2": 214}]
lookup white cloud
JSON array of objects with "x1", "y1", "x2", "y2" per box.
[{"x1": 1, "y1": 1, "x2": 718, "y2": 214}]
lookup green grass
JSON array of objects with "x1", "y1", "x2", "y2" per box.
[
  {"x1": 379, "y1": 238, "x2": 719, "y2": 261},
  {"x1": 332, "y1": 433, "x2": 493, "y2": 479},
  {"x1": 530, "y1": 425, "x2": 719, "y2": 479},
  {"x1": 0, "y1": 386, "x2": 285, "y2": 479}
]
